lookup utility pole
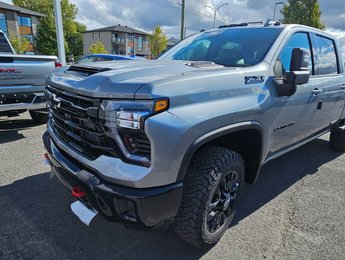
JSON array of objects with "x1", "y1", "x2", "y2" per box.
[
  {"x1": 54, "y1": 0, "x2": 66, "y2": 65},
  {"x1": 273, "y1": 2, "x2": 284, "y2": 21},
  {"x1": 180, "y1": 0, "x2": 185, "y2": 41},
  {"x1": 205, "y1": 3, "x2": 229, "y2": 29}
]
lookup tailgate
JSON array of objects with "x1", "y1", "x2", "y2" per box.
[{"x1": 0, "y1": 55, "x2": 56, "y2": 87}]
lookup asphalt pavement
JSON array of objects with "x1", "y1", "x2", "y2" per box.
[{"x1": 0, "y1": 112, "x2": 345, "y2": 260}]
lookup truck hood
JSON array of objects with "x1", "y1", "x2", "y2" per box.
[{"x1": 46, "y1": 60, "x2": 228, "y2": 99}]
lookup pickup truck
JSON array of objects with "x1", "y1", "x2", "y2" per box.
[
  {"x1": 0, "y1": 30, "x2": 60, "y2": 123},
  {"x1": 42, "y1": 22, "x2": 345, "y2": 248}
]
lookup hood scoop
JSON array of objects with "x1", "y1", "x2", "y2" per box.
[
  {"x1": 185, "y1": 61, "x2": 222, "y2": 68},
  {"x1": 67, "y1": 65, "x2": 112, "y2": 76}
]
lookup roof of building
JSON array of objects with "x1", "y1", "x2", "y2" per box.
[
  {"x1": 0, "y1": 1, "x2": 44, "y2": 17},
  {"x1": 85, "y1": 24, "x2": 150, "y2": 35},
  {"x1": 167, "y1": 37, "x2": 179, "y2": 46}
]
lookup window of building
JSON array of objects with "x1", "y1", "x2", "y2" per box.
[
  {"x1": 92, "y1": 33, "x2": 95, "y2": 40},
  {"x1": 99, "y1": 32, "x2": 101, "y2": 38},
  {"x1": 17, "y1": 15, "x2": 32, "y2": 27},
  {"x1": 0, "y1": 32, "x2": 12, "y2": 52},
  {"x1": 0, "y1": 12, "x2": 8, "y2": 35},
  {"x1": 138, "y1": 36, "x2": 143, "y2": 51},
  {"x1": 313, "y1": 35, "x2": 338, "y2": 75},
  {"x1": 127, "y1": 34, "x2": 134, "y2": 41}
]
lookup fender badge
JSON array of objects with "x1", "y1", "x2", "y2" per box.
[{"x1": 245, "y1": 76, "x2": 265, "y2": 84}]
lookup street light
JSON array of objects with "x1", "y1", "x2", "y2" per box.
[
  {"x1": 273, "y1": 1, "x2": 284, "y2": 21},
  {"x1": 205, "y1": 2, "x2": 229, "y2": 29},
  {"x1": 54, "y1": 0, "x2": 66, "y2": 65}
]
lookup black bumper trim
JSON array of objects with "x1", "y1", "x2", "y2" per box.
[{"x1": 43, "y1": 131, "x2": 183, "y2": 228}]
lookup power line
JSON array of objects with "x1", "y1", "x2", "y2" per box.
[{"x1": 167, "y1": 0, "x2": 227, "y2": 24}]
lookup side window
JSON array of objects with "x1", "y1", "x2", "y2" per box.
[
  {"x1": 313, "y1": 35, "x2": 338, "y2": 75},
  {"x1": 275, "y1": 32, "x2": 312, "y2": 78}
]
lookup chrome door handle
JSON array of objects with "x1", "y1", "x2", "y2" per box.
[{"x1": 312, "y1": 88, "x2": 322, "y2": 95}]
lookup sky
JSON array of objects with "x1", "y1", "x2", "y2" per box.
[
  {"x1": 2, "y1": 0, "x2": 345, "y2": 54},
  {"x1": 74, "y1": 0, "x2": 345, "y2": 55}
]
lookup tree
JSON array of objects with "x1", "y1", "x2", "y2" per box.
[
  {"x1": 66, "y1": 22, "x2": 87, "y2": 57},
  {"x1": 89, "y1": 41, "x2": 108, "y2": 54},
  {"x1": 13, "y1": 0, "x2": 86, "y2": 55},
  {"x1": 148, "y1": 26, "x2": 168, "y2": 58},
  {"x1": 8, "y1": 31, "x2": 30, "y2": 54},
  {"x1": 281, "y1": 0, "x2": 325, "y2": 30}
]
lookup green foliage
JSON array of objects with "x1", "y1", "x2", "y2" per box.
[
  {"x1": 281, "y1": 0, "x2": 325, "y2": 30},
  {"x1": 148, "y1": 26, "x2": 168, "y2": 58},
  {"x1": 67, "y1": 22, "x2": 87, "y2": 57},
  {"x1": 88, "y1": 41, "x2": 108, "y2": 54},
  {"x1": 8, "y1": 31, "x2": 30, "y2": 54},
  {"x1": 13, "y1": 0, "x2": 86, "y2": 55}
]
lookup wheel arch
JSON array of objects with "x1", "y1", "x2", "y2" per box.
[{"x1": 177, "y1": 121, "x2": 265, "y2": 184}]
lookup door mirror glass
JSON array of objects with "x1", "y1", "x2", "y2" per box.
[
  {"x1": 283, "y1": 48, "x2": 310, "y2": 85},
  {"x1": 290, "y1": 48, "x2": 310, "y2": 72}
]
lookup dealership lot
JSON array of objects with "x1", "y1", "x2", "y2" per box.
[{"x1": 0, "y1": 112, "x2": 345, "y2": 260}]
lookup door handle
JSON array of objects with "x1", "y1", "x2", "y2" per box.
[{"x1": 312, "y1": 88, "x2": 322, "y2": 95}]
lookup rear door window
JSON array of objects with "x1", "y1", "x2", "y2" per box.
[{"x1": 312, "y1": 35, "x2": 338, "y2": 75}]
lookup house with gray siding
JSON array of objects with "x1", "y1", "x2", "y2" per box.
[{"x1": 83, "y1": 24, "x2": 150, "y2": 57}]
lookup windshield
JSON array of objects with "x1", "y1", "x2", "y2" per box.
[
  {"x1": 0, "y1": 33, "x2": 13, "y2": 53},
  {"x1": 158, "y1": 28, "x2": 282, "y2": 67}
]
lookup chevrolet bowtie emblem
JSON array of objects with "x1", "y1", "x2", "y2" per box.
[{"x1": 52, "y1": 93, "x2": 62, "y2": 109}]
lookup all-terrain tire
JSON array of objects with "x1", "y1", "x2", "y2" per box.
[
  {"x1": 174, "y1": 146, "x2": 245, "y2": 248},
  {"x1": 330, "y1": 128, "x2": 345, "y2": 152},
  {"x1": 29, "y1": 111, "x2": 48, "y2": 124}
]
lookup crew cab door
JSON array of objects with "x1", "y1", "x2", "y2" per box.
[
  {"x1": 309, "y1": 33, "x2": 345, "y2": 127},
  {"x1": 269, "y1": 32, "x2": 320, "y2": 153}
]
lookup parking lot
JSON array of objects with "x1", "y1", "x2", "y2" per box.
[{"x1": 0, "y1": 112, "x2": 345, "y2": 259}]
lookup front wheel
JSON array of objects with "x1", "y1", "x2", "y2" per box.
[
  {"x1": 29, "y1": 111, "x2": 48, "y2": 124},
  {"x1": 174, "y1": 146, "x2": 245, "y2": 248}
]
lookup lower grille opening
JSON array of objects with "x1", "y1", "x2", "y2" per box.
[{"x1": 120, "y1": 131, "x2": 151, "y2": 159}]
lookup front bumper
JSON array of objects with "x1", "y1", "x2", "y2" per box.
[
  {"x1": 0, "y1": 91, "x2": 46, "y2": 113},
  {"x1": 43, "y1": 131, "x2": 183, "y2": 228}
]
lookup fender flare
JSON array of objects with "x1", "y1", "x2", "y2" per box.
[{"x1": 176, "y1": 121, "x2": 265, "y2": 182}]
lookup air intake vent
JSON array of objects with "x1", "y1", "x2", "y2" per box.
[{"x1": 68, "y1": 65, "x2": 111, "y2": 75}]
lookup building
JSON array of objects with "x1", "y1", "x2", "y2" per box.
[
  {"x1": 83, "y1": 24, "x2": 150, "y2": 57},
  {"x1": 167, "y1": 37, "x2": 179, "y2": 49},
  {"x1": 0, "y1": 1, "x2": 44, "y2": 53}
]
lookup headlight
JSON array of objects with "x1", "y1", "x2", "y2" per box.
[{"x1": 99, "y1": 98, "x2": 169, "y2": 166}]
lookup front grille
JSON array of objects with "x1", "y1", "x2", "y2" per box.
[{"x1": 45, "y1": 85, "x2": 117, "y2": 160}]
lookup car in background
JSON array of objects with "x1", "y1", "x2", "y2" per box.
[
  {"x1": 75, "y1": 54, "x2": 138, "y2": 64},
  {"x1": 0, "y1": 30, "x2": 60, "y2": 123}
]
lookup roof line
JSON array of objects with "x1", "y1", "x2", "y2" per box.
[{"x1": 0, "y1": 1, "x2": 45, "y2": 17}]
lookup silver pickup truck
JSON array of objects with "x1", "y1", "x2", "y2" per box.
[
  {"x1": 43, "y1": 22, "x2": 345, "y2": 248},
  {"x1": 0, "y1": 30, "x2": 59, "y2": 123}
]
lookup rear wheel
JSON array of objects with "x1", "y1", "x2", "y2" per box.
[
  {"x1": 174, "y1": 146, "x2": 245, "y2": 248},
  {"x1": 330, "y1": 127, "x2": 345, "y2": 152},
  {"x1": 29, "y1": 111, "x2": 48, "y2": 124}
]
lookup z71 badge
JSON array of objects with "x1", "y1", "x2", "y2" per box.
[{"x1": 245, "y1": 76, "x2": 265, "y2": 84}]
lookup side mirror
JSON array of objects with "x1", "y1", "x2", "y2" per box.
[
  {"x1": 284, "y1": 48, "x2": 310, "y2": 85},
  {"x1": 277, "y1": 48, "x2": 311, "y2": 97}
]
